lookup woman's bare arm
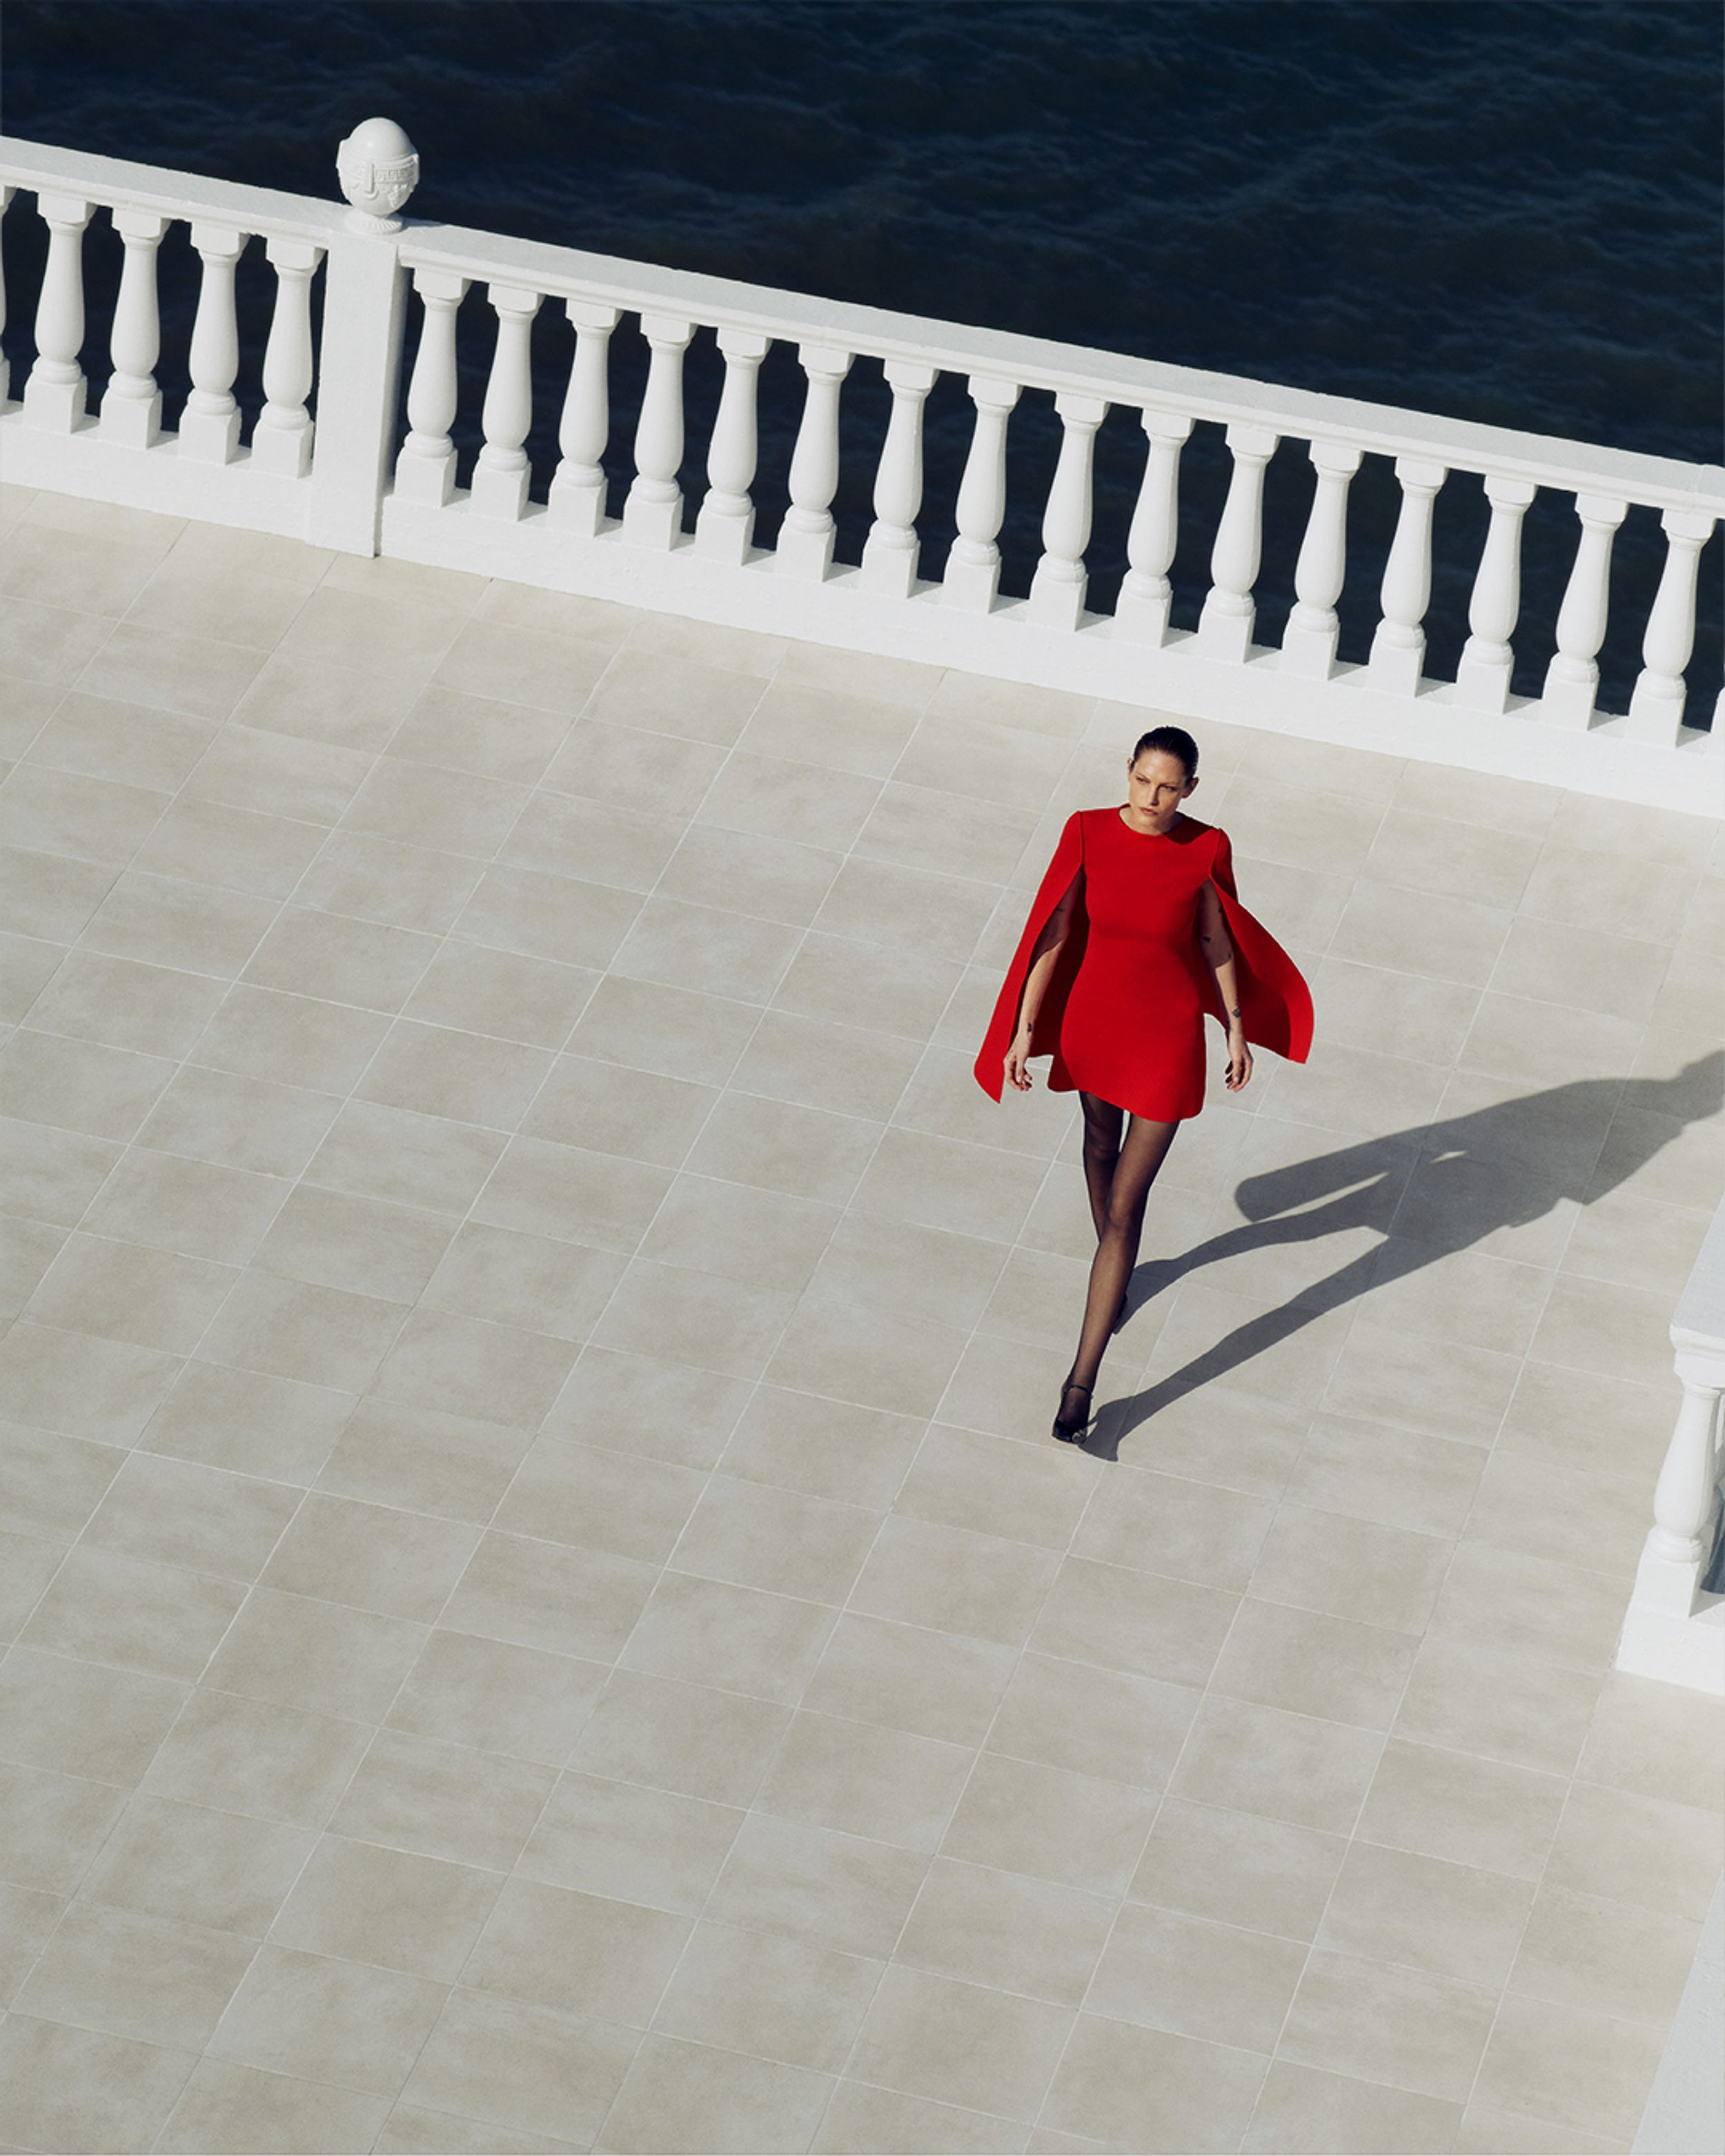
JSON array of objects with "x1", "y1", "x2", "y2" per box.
[
  {"x1": 1198, "y1": 879, "x2": 1253, "y2": 1092},
  {"x1": 1005, "y1": 876, "x2": 1080, "y2": 1091}
]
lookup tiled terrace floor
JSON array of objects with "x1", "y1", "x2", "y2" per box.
[{"x1": 1, "y1": 482, "x2": 1722, "y2": 2156}]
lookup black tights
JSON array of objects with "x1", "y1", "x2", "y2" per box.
[{"x1": 1069, "y1": 1094, "x2": 1179, "y2": 1393}]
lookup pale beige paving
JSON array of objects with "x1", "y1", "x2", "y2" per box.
[{"x1": 1, "y1": 485, "x2": 1721, "y2": 2156}]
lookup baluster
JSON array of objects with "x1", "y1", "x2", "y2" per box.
[
  {"x1": 1114, "y1": 411, "x2": 1192, "y2": 644},
  {"x1": 1027, "y1": 393, "x2": 1107, "y2": 631},
  {"x1": 0, "y1": 186, "x2": 11, "y2": 406},
  {"x1": 777, "y1": 344, "x2": 854, "y2": 580},
  {"x1": 23, "y1": 192, "x2": 92, "y2": 431},
  {"x1": 395, "y1": 268, "x2": 469, "y2": 508},
  {"x1": 1626, "y1": 510, "x2": 1717, "y2": 742},
  {"x1": 860, "y1": 360, "x2": 938, "y2": 598},
  {"x1": 693, "y1": 326, "x2": 769, "y2": 563},
  {"x1": 944, "y1": 375, "x2": 1021, "y2": 611},
  {"x1": 1646, "y1": 1362, "x2": 1724, "y2": 1584},
  {"x1": 177, "y1": 222, "x2": 248, "y2": 462},
  {"x1": 99, "y1": 208, "x2": 168, "y2": 448},
  {"x1": 469, "y1": 284, "x2": 542, "y2": 519},
  {"x1": 1280, "y1": 439, "x2": 1362, "y2": 678},
  {"x1": 1367, "y1": 457, "x2": 1446, "y2": 693},
  {"x1": 549, "y1": 299, "x2": 620, "y2": 534},
  {"x1": 623, "y1": 314, "x2": 695, "y2": 547},
  {"x1": 1539, "y1": 493, "x2": 1627, "y2": 727},
  {"x1": 251, "y1": 237, "x2": 325, "y2": 477},
  {"x1": 1196, "y1": 424, "x2": 1279, "y2": 661},
  {"x1": 1452, "y1": 473, "x2": 1537, "y2": 711}
]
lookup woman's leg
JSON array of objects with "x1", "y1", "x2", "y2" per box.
[
  {"x1": 1078, "y1": 1092, "x2": 1125, "y2": 1240},
  {"x1": 1067, "y1": 1112, "x2": 1180, "y2": 1394}
]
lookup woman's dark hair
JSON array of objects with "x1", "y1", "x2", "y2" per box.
[{"x1": 1130, "y1": 725, "x2": 1199, "y2": 780}]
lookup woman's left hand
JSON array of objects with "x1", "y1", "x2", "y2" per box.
[{"x1": 1225, "y1": 1027, "x2": 1253, "y2": 1092}]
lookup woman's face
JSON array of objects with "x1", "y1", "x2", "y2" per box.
[{"x1": 1127, "y1": 750, "x2": 1195, "y2": 831}]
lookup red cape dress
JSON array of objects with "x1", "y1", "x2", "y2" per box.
[{"x1": 974, "y1": 809, "x2": 1313, "y2": 1121}]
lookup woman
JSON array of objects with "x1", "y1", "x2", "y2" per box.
[{"x1": 974, "y1": 726, "x2": 1313, "y2": 1444}]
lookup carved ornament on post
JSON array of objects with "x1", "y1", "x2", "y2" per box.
[{"x1": 337, "y1": 117, "x2": 420, "y2": 234}]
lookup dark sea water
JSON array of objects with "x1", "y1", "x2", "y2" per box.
[{"x1": 8, "y1": 0, "x2": 1722, "y2": 719}]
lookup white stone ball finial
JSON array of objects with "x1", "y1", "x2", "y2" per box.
[{"x1": 337, "y1": 117, "x2": 419, "y2": 233}]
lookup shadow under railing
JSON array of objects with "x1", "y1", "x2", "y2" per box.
[{"x1": 1085, "y1": 1051, "x2": 1724, "y2": 1462}]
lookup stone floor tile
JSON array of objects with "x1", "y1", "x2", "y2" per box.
[
  {"x1": 386, "y1": 1628, "x2": 608, "y2": 1769},
  {"x1": 1169, "y1": 1696, "x2": 1384, "y2": 1836},
  {"x1": 1454, "y1": 2101, "x2": 1622, "y2": 2154},
  {"x1": 518, "y1": 1770, "x2": 740, "y2": 1915},
  {"x1": 570, "y1": 1668, "x2": 789, "y2": 1807},
  {"x1": 653, "y1": 1917, "x2": 880, "y2": 2075},
  {"x1": 141, "y1": 1688, "x2": 373, "y2": 1830},
  {"x1": 940, "y1": 1752, "x2": 1155, "y2": 1897},
  {"x1": 1314, "y1": 1838, "x2": 1533, "y2": 1987},
  {"x1": 668, "y1": 1474, "x2": 880, "y2": 1601},
  {"x1": 1392, "y1": 1640, "x2": 1602, "y2": 1778},
  {"x1": 1278, "y1": 1947, "x2": 1497, "y2": 2104},
  {"x1": 618, "y1": 1570, "x2": 836, "y2": 1703},
  {"x1": 75, "y1": 1791, "x2": 312, "y2": 1937},
  {"x1": 315, "y1": 1397, "x2": 530, "y2": 1523},
  {"x1": 207, "y1": 1943, "x2": 450, "y2": 2096},
  {"x1": 270, "y1": 1832, "x2": 503, "y2": 1982},
  {"x1": 0, "y1": 1757, "x2": 128, "y2": 1895},
  {"x1": 139, "y1": 1360, "x2": 353, "y2": 1483},
  {"x1": 1041, "y1": 2013, "x2": 1266, "y2": 2150},
  {"x1": 0, "y1": 2014, "x2": 197, "y2": 2155},
  {"x1": 328, "y1": 1727, "x2": 555, "y2": 1872},
  {"x1": 154, "y1": 2056, "x2": 394, "y2": 2156},
  {"x1": 395, "y1": 1986, "x2": 637, "y2": 2148},
  {"x1": 258, "y1": 1492, "x2": 480, "y2": 1624},
  {"x1": 1506, "y1": 1884, "x2": 1701, "y2": 2027},
  {"x1": 438, "y1": 1529, "x2": 656, "y2": 1663},
  {"x1": 1544, "y1": 1781, "x2": 1722, "y2": 1921},
  {"x1": 200, "y1": 1588, "x2": 425, "y2": 1723},
  {"x1": 1471, "y1": 1992, "x2": 1664, "y2": 2145},
  {"x1": 1127, "y1": 1799, "x2": 1347, "y2": 1943},
  {"x1": 1240, "y1": 2061, "x2": 1463, "y2": 2155},
  {"x1": 18, "y1": 1898, "x2": 255, "y2": 2047},
  {"x1": 848, "y1": 1963, "x2": 1073, "y2": 2122},
  {"x1": 546, "y1": 1347, "x2": 753, "y2": 1471},
  {"x1": 462, "y1": 1876, "x2": 688, "y2": 2024},
  {"x1": 598, "y1": 2031, "x2": 834, "y2": 2155},
  {"x1": 716, "y1": 1385, "x2": 921, "y2": 1507},
  {"x1": 81, "y1": 1149, "x2": 290, "y2": 1267},
  {"x1": 988, "y1": 1653, "x2": 1197, "y2": 1794},
  {"x1": 814, "y1": 2078, "x2": 1029, "y2": 2153},
  {"x1": 1089, "y1": 1903, "x2": 1306, "y2": 2054},
  {"x1": 1210, "y1": 1599, "x2": 1419, "y2": 1730}
]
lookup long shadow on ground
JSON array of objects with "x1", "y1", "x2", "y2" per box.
[{"x1": 1083, "y1": 1053, "x2": 1723, "y2": 1463}]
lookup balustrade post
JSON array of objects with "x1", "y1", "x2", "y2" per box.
[
  {"x1": 548, "y1": 300, "x2": 620, "y2": 534},
  {"x1": 0, "y1": 186, "x2": 11, "y2": 407},
  {"x1": 99, "y1": 208, "x2": 168, "y2": 448},
  {"x1": 622, "y1": 313, "x2": 695, "y2": 548},
  {"x1": 693, "y1": 326, "x2": 770, "y2": 564},
  {"x1": 1453, "y1": 473, "x2": 1538, "y2": 711},
  {"x1": 1028, "y1": 393, "x2": 1107, "y2": 631},
  {"x1": 469, "y1": 283, "x2": 543, "y2": 520},
  {"x1": 1367, "y1": 456, "x2": 1447, "y2": 694},
  {"x1": 1196, "y1": 423, "x2": 1279, "y2": 662},
  {"x1": 305, "y1": 119, "x2": 417, "y2": 553},
  {"x1": 1539, "y1": 493, "x2": 1627, "y2": 728},
  {"x1": 23, "y1": 192, "x2": 92, "y2": 432},
  {"x1": 1281, "y1": 439, "x2": 1363, "y2": 678},
  {"x1": 176, "y1": 221, "x2": 248, "y2": 462},
  {"x1": 777, "y1": 344, "x2": 854, "y2": 580},
  {"x1": 944, "y1": 375, "x2": 1021, "y2": 611},
  {"x1": 251, "y1": 237, "x2": 324, "y2": 477},
  {"x1": 1627, "y1": 1353, "x2": 1725, "y2": 1627},
  {"x1": 1625, "y1": 510, "x2": 1717, "y2": 743},
  {"x1": 860, "y1": 359, "x2": 938, "y2": 598},
  {"x1": 394, "y1": 268, "x2": 469, "y2": 508},
  {"x1": 1114, "y1": 410, "x2": 1192, "y2": 645}
]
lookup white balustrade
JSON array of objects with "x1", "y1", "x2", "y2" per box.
[
  {"x1": 1028, "y1": 393, "x2": 1107, "y2": 631},
  {"x1": 623, "y1": 313, "x2": 694, "y2": 548},
  {"x1": 253, "y1": 237, "x2": 324, "y2": 477},
  {"x1": 0, "y1": 186, "x2": 10, "y2": 406},
  {"x1": 1618, "y1": 1198, "x2": 1725, "y2": 1694},
  {"x1": 945, "y1": 375, "x2": 1021, "y2": 611},
  {"x1": 395, "y1": 268, "x2": 469, "y2": 507},
  {"x1": 23, "y1": 190, "x2": 92, "y2": 431},
  {"x1": 860, "y1": 359, "x2": 937, "y2": 598},
  {"x1": 1625, "y1": 510, "x2": 1717, "y2": 743},
  {"x1": 100, "y1": 207, "x2": 167, "y2": 448},
  {"x1": 548, "y1": 300, "x2": 620, "y2": 534},
  {"x1": 1540, "y1": 492, "x2": 1628, "y2": 727},
  {"x1": 1368, "y1": 456, "x2": 1446, "y2": 693},
  {"x1": 471, "y1": 282, "x2": 542, "y2": 519},
  {"x1": 1453, "y1": 473, "x2": 1538, "y2": 711},
  {"x1": 178, "y1": 221, "x2": 248, "y2": 462},
  {"x1": 1281, "y1": 439, "x2": 1362, "y2": 678},
  {"x1": 1114, "y1": 410, "x2": 1192, "y2": 644},
  {"x1": 692, "y1": 326, "x2": 769, "y2": 563},
  {"x1": 1197, "y1": 423, "x2": 1278, "y2": 662},
  {"x1": 777, "y1": 343, "x2": 854, "y2": 580},
  {"x1": 1, "y1": 126, "x2": 1720, "y2": 815}
]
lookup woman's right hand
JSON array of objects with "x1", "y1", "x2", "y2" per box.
[{"x1": 1005, "y1": 1027, "x2": 1034, "y2": 1091}]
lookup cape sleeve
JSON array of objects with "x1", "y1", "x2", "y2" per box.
[
  {"x1": 973, "y1": 812, "x2": 1087, "y2": 1102},
  {"x1": 1201, "y1": 828, "x2": 1314, "y2": 1063}
]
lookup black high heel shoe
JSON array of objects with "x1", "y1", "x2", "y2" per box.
[{"x1": 1052, "y1": 1378, "x2": 1094, "y2": 1445}]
